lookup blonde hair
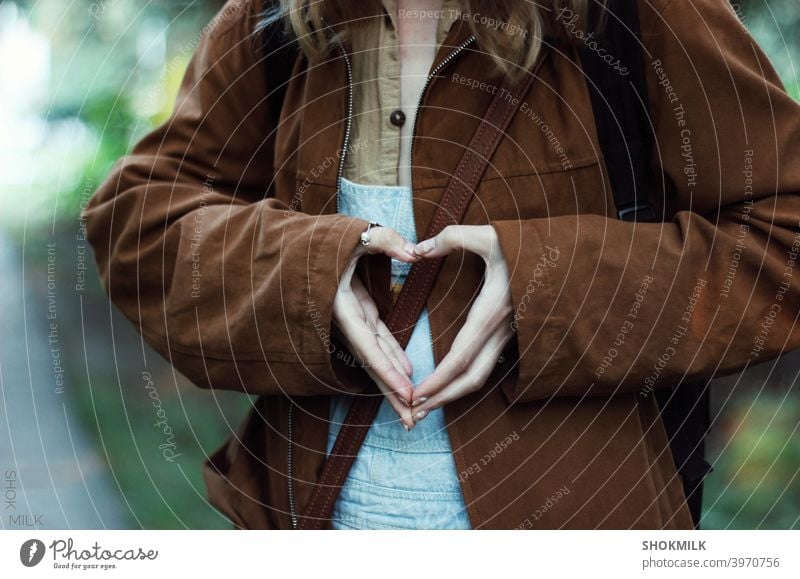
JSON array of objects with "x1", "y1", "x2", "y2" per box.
[{"x1": 262, "y1": 0, "x2": 602, "y2": 83}]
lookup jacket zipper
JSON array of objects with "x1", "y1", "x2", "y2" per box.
[
  {"x1": 287, "y1": 401, "x2": 298, "y2": 529},
  {"x1": 408, "y1": 35, "x2": 476, "y2": 195},
  {"x1": 286, "y1": 34, "x2": 476, "y2": 531},
  {"x1": 287, "y1": 36, "x2": 353, "y2": 531},
  {"x1": 335, "y1": 39, "x2": 355, "y2": 213}
]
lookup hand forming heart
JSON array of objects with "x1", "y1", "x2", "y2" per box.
[{"x1": 332, "y1": 224, "x2": 514, "y2": 431}]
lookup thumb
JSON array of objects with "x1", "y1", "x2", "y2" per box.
[
  {"x1": 413, "y1": 225, "x2": 463, "y2": 258},
  {"x1": 364, "y1": 226, "x2": 419, "y2": 263}
]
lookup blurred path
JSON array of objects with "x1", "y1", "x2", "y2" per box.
[{"x1": 0, "y1": 233, "x2": 129, "y2": 529}]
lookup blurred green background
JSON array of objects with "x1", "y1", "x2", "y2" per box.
[{"x1": 0, "y1": 0, "x2": 797, "y2": 529}]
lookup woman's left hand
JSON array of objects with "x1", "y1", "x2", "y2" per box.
[{"x1": 409, "y1": 225, "x2": 514, "y2": 423}]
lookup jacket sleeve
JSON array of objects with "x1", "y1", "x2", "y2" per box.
[
  {"x1": 84, "y1": 0, "x2": 371, "y2": 397},
  {"x1": 492, "y1": 0, "x2": 800, "y2": 403}
]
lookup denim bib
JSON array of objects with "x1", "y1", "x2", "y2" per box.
[{"x1": 327, "y1": 176, "x2": 471, "y2": 529}]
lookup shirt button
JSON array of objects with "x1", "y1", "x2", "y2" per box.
[{"x1": 389, "y1": 109, "x2": 406, "y2": 127}]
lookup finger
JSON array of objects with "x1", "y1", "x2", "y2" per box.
[
  {"x1": 413, "y1": 225, "x2": 494, "y2": 259},
  {"x1": 364, "y1": 367, "x2": 416, "y2": 430},
  {"x1": 411, "y1": 342, "x2": 476, "y2": 403},
  {"x1": 342, "y1": 318, "x2": 414, "y2": 403},
  {"x1": 364, "y1": 226, "x2": 419, "y2": 263},
  {"x1": 337, "y1": 335, "x2": 414, "y2": 430},
  {"x1": 350, "y1": 279, "x2": 413, "y2": 380},
  {"x1": 411, "y1": 290, "x2": 507, "y2": 402},
  {"x1": 360, "y1": 338, "x2": 415, "y2": 403},
  {"x1": 333, "y1": 314, "x2": 412, "y2": 425},
  {"x1": 412, "y1": 259, "x2": 514, "y2": 401},
  {"x1": 414, "y1": 324, "x2": 512, "y2": 419},
  {"x1": 376, "y1": 319, "x2": 413, "y2": 377},
  {"x1": 375, "y1": 329, "x2": 412, "y2": 380},
  {"x1": 335, "y1": 268, "x2": 415, "y2": 403}
]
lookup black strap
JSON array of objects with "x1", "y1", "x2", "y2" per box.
[
  {"x1": 579, "y1": 0, "x2": 713, "y2": 529},
  {"x1": 579, "y1": 0, "x2": 658, "y2": 222},
  {"x1": 259, "y1": 0, "x2": 300, "y2": 129}
]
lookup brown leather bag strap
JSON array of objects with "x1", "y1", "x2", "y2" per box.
[{"x1": 298, "y1": 70, "x2": 536, "y2": 530}]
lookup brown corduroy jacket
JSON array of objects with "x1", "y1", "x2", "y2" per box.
[{"x1": 84, "y1": 0, "x2": 800, "y2": 529}]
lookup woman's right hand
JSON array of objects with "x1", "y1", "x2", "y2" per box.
[{"x1": 332, "y1": 226, "x2": 420, "y2": 430}]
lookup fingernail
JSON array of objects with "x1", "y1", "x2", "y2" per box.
[
  {"x1": 411, "y1": 397, "x2": 428, "y2": 407},
  {"x1": 402, "y1": 423, "x2": 409, "y2": 431},
  {"x1": 414, "y1": 409, "x2": 428, "y2": 422}
]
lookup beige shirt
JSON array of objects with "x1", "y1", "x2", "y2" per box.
[{"x1": 343, "y1": 0, "x2": 462, "y2": 188}]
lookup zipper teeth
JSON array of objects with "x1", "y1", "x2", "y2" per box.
[
  {"x1": 287, "y1": 401, "x2": 298, "y2": 529},
  {"x1": 409, "y1": 35, "x2": 476, "y2": 356},
  {"x1": 335, "y1": 39, "x2": 354, "y2": 214},
  {"x1": 409, "y1": 35, "x2": 476, "y2": 198}
]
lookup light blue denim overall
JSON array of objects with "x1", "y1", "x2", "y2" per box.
[{"x1": 326, "y1": 176, "x2": 471, "y2": 530}]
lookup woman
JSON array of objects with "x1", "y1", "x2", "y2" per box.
[{"x1": 85, "y1": 0, "x2": 800, "y2": 529}]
